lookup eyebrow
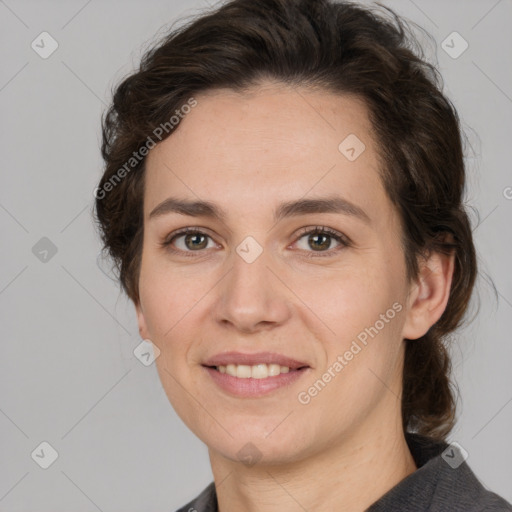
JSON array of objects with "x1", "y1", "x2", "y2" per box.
[{"x1": 149, "y1": 196, "x2": 371, "y2": 225}]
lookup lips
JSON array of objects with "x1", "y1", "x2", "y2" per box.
[{"x1": 202, "y1": 351, "x2": 310, "y2": 370}]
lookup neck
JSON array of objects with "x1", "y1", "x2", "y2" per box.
[{"x1": 209, "y1": 417, "x2": 417, "y2": 512}]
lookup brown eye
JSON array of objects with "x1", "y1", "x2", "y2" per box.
[
  {"x1": 294, "y1": 226, "x2": 350, "y2": 256},
  {"x1": 306, "y1": 233, "x2": 333, "y2": 251},
  {"x1": 181, "y1": 232, "x2": 209, "y2": 250},
  {"x1": 163, "y1": 228, "x2": 216, "y2": 253}
]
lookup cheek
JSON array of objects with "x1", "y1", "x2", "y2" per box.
[
  {"x1": 138, "y1": 251, "x2": 208, "y2": 339},
  {"x1": 293, "y1": 258, "x2": 404, "y2": 341}
]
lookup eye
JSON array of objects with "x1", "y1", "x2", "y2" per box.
[
  {"x1": 162, "y1": 227, "x2": 217, "y2": 255},
  {"x1": 292, "y1": 226, "x2": 350, "y2": 257}
]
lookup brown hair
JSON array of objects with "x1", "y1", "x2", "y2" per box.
[{"x1": 95, "y1": 0, "x2": 477, "y2": 441}]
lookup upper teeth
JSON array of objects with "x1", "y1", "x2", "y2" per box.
[{"x1": 217, "y1": 363, "x2": 291, "y2": 379}]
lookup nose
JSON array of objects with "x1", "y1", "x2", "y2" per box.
[{"x1": 213, "y1": 247, "x2": 292, "y2": 334}]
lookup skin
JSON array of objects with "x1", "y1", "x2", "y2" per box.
[{"x1": 135, "y1": 81, "x2": 455, "y2": 512}]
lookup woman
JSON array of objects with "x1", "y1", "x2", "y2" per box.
[{"x1": 94, "y1": 0, "x2": 512, "y2": 510}]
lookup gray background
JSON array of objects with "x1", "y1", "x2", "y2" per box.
[{"x1": 1, "y1": 0, "x2": 511, "y2": 510}]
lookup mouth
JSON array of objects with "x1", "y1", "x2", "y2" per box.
[
  {"x1": 204, "y1": 363, "x2": 309, "y2": 379},
  {"x1": 201, "y1": 352, "x2": 311, "y2": 397}
]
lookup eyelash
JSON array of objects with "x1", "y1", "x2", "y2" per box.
[{"x1": 161, "y1": 226, "x2": 351, "y2": 258}]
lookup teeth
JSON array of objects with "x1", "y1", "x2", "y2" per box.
[{"x1": 219, "y1": 363, "x2": 292, "y2": 379}]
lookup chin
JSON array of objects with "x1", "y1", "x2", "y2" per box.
[
  {"x1": 202, "y1": 424, "x2": 312, "y2": 467},
  {"x1": 209, "y1": 439, "x2": 304, "y2": 467}
]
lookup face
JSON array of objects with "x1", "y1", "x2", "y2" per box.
[{"x1": 136, "y1": 82, "x2": 423, "y2": 465}]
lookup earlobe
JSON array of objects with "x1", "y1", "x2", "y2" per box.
[
  {"x1": 401, "y1": 248, "x2": 455, "y2": 340},
  {"x1": 135, "y1": 301, "x2": 150, "y2": 340}
]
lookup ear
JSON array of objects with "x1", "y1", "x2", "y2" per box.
[
  {"x1": 135, "y1": 301, "x2": 151, "y2": 340},
  {"x1": 401, "y1": 246, "x2": 455, "y2": 340}
]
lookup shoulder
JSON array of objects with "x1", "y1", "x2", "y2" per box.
[
  {"x1": 368, "y1": 433, "x2": 512, "y2": 511},
  {"x1": 431, "y1": 458, "x2": 512, "y2": 511}
]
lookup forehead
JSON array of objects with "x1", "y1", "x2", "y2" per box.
[{"x1": 143, "y1": 83, "x2": 392, "y2": 227}]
